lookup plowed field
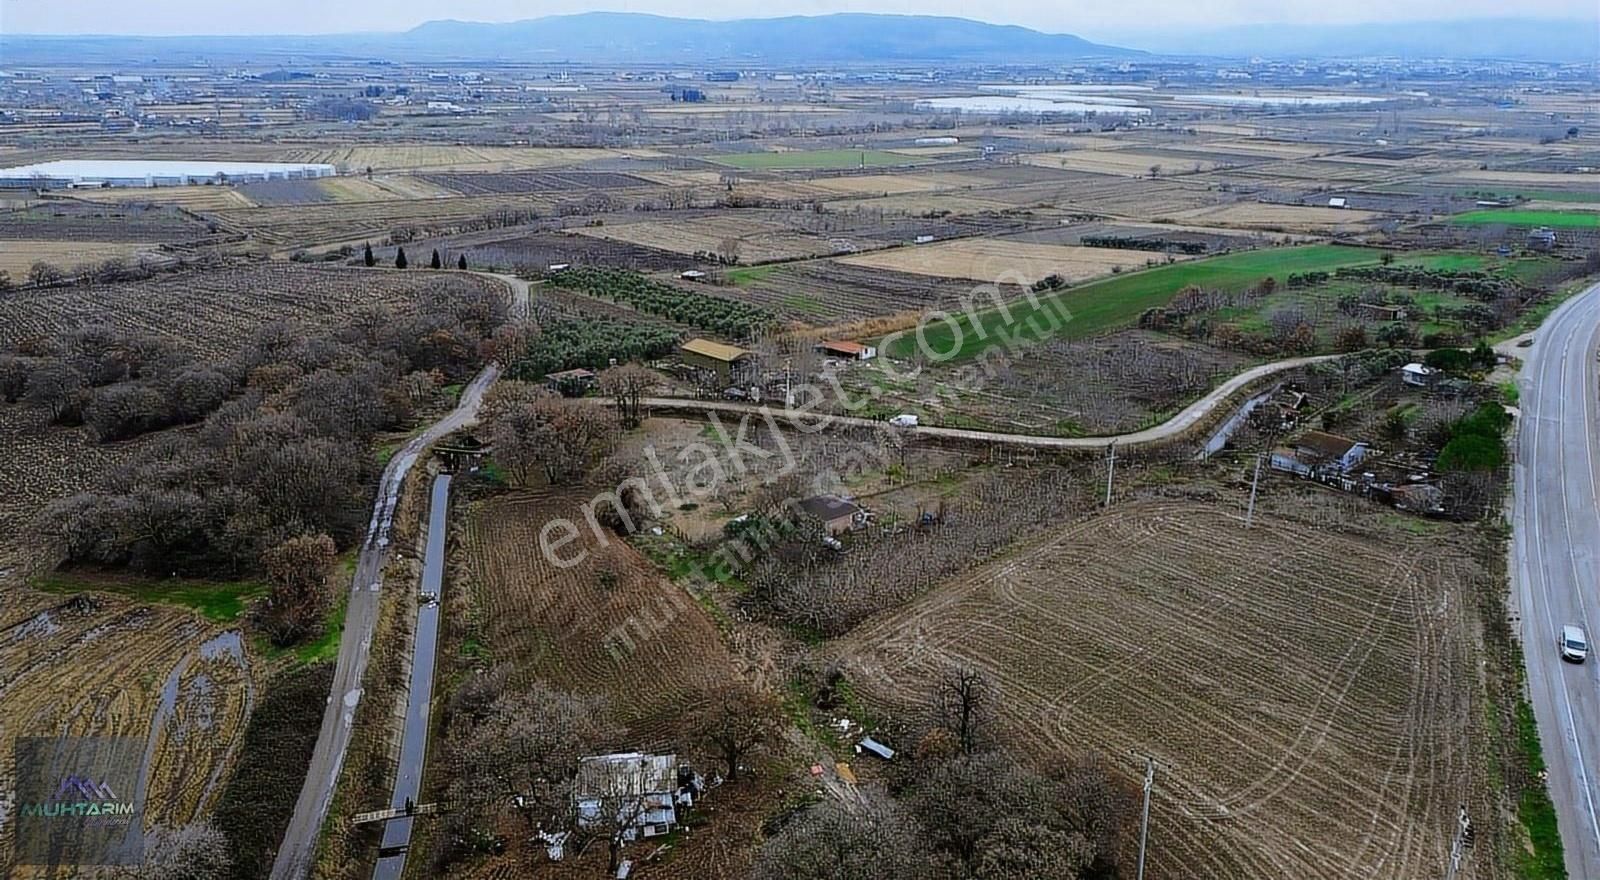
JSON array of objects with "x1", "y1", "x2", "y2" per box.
[{"x1": 837, "y1": 500, "x2": 1492, "y2": 880}]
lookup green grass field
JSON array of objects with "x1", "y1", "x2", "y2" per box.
[
  {"x1": 1452, "y1": 209, "x2": 1600, "y2": 228},
  {"x1": 714, "y1": 149, "x2": 913, "y2": 170},
  {"x1": 31, "y1": 571, "x2": 269, "y2": 622},
  {"x1": 882, "y1": 245, "x2": 1451, "y2": 359},
  {"x1": 725, "y1": 265, "x2": 779, "y2": 286}
]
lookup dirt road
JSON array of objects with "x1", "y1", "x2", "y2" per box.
[
  {"x1": 639, "y1": 352, "x2": 1333, "y2": 450},
  {"x1": 269, "y1": 366, "x2": 499, "y2": 880},
  {"x1": 1510, "y1": 281, "x2": 1600, "y2": 879}
]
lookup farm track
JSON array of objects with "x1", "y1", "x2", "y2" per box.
[
  {"x1": 633, "y1": 351, "x2": 1334, "y2": 450},
  {"x1": 836, "y1": 501, "x2": 1485, "y2": 880}
]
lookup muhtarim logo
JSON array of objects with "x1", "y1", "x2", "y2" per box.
[{"x1": 19, "y1": 774, "x2": 136, "y2": 819}]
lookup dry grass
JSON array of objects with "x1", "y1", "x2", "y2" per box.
[
  {"x1": 68, "y1": 185, "x2": 256, "y2": 210},
  {"x1": 0, "y1": 240, "x2": 162, "y2": 276},
  {"x1": 0, "y1": 588, "x2": 252, "y2": 859},
  {"x1": 1021, "y1": 150, "x2": 1228, "y2": 177},
  {"x1": 1166, "y1": 202, "x2": 1384, "y2": 232},
  {"x1": 835, "y1": 238, "x2": 1173, "y2": 285},
  {"x1": 577, "y1": 215, "x2": 834, "y2": 263}
]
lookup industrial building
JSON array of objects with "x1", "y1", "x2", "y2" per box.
[{"x1": 0, "y1": 160, "x2": 337, "y2": 189}]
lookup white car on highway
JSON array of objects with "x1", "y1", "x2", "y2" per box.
[{"x1": 1561, "y1": 624, "x2": 1588, "y2": 663}]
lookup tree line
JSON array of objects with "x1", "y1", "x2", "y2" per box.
[{"x1": 8, "y1": 282, "x2": 509, "y2": 642}]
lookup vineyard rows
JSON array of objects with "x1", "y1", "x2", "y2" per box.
[{"x1": 550, "y1": 266, "x2": 774, "y2": 338}]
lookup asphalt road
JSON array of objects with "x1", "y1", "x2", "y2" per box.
[
  {"x1": 372, "y1": 473, "x2": 452, "y2": 880},
  {"x1": 1511, "y1": 281, "x2": 1600, "y2": 880},
  {"x1": 270, "y1": 366, "x2": 499, "y2": 880}
]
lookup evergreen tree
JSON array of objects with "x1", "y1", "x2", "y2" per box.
[
  {"x1": 457, "y1": 254, "x2": 468, "y2": 270},
  {"x1": 430, "y1": 249, "x2": 442, "y2": 270},
  {"x1": 395, "y1": 247, "x2": 408, "y2": 270},
  {"x1": 363, "y1": 243, "x2": 375, "y2": 267}
]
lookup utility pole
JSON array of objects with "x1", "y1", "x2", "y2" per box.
[
  {"x1": 1245, "y1": 452, "x2": 1264, "y2": 528},
  {"x1": 1104, "y1": 442, "x2": 1117, "y2": 507},
  {"x1": 1136, "y1": 755, "x2": 1155, "y2": 880}
]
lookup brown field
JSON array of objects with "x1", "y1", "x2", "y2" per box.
[
  {"x1": 835, "y1": 237, "x2": 1173, "y2": 285},
  {"x1": 460, "y1": 489, "x2": 740, "y2": 740},
  {"x1": 836, "y1": 499, "x2": 1492, "y2": 880},
  {"x1": 0, "y1": 239, "x2": 163, "y2": 276},
  {"x1": 67, "y1": 185, "x2": 257, "y2": 211},
  {"x1": 0, "y1": 263, "x2": 500, "y2": 359},
  {"x1": 1020, "y1": 150, "x2": 1230, "y2": 177},
  {"x1": 0, "y1": 589, "x2": 253, "y2": 868},
  {"x1": 577, "y1": 215, "x2": 843, "y2": 263},
  {"x1": 1166, "y1": 202, "x2": 1384, "y2": 232}
]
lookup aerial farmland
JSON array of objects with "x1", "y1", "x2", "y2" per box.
[{"x1": 0, "y1": 9, "x2": 1596, "y2": 880}]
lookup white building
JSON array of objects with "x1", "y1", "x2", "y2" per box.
[{"x1": 0, "y1": 160, "x2": 336, "y2": 189}]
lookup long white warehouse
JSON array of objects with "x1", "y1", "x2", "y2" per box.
[{"x1": 0, "y1": 160, "x2": 337, "y2": 189}]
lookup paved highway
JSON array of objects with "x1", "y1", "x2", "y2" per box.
[
  {"x1": 270, "y1": 367, "x2": 499, "y2": 880},
  {"x1": 1511, "y1": 281, "x2": 1600, "y2": 880}
]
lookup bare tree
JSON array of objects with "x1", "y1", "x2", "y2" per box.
[
  {"x1": 597, "y1": 362, "x2": 656, "y2": 429},
  {"x1": 932, "y1": 663, "x2": 995, "y2": 757},
  {"x1": 751, "y1": 796, "x2": 938, "y2": 880},
  {"x1": 484, "y1": 382, "x2": 619, "y2": 486},
  {"x1": 449, "y1": 684, "x2": 614, "y2": 836},
  {"x1": 691, "y1": 682, "x2": 778, "y2": 782}
]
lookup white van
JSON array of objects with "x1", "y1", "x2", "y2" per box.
[
  {"x1": 888, "y1": 414, "x2": 918, "y2": 428},
  {"x1": 1561, "y1": 625, "x2": 1588, "y2": 663}
]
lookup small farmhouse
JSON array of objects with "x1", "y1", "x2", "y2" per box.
[
  {"x1": 1400, "y1": 363, "x2": 1439, "y2": 388},
  {"x1": 815, "y1": 340, "x2": 877, "y2": 360},
  {"x1": 1269, "y1": 431, "x2": 1369, "y2": 477},
  {"x1": 1528, "y1": 227, "x2": 1558, "y2": 252},
  {"x1": 679, "y1": 338, "x2": 754, "y2": 384},
  {"x1": 574, "y1": 752, "x2": 694, "y2": 841},
  {"x1": 797, "y1": 494, "x2": 865, "y2": 535}
]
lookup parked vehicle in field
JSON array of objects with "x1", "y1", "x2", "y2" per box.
[{"x1": 889, "y1": 414, "x2": 918, "y2": 428}]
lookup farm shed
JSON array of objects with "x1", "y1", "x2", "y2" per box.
[
  {"x1": 856, "y1": 737, "x2": 896, "y2": 761},
  {"x1": 679, "y1": 338, "x2": 753, "y2": 384},
  {"x1": 1327, "y1": 197, "x2": 1349, "y2": 209},
  {"x1": 574, "y1": 752, "x2": 686, "y2": 840},
  {"x1": 815, "y1": 340, "x2": 877, "y2": 360},
  {"x1": 0, "y1": 159, "x2": 335, "y2": 189},
  {"x1": 797, "y1": 494, "x2": 866, "y2": 535},
  {"x1": 1355, "y1": 302, "x2": 1408, "y2": 322},
  {"x1": 545, "y1": 368, "x2": 597, "y2": 396},
  {"x1": 1528, "y1": 227, "x2": 1558, "y2": 251},
  {"x1": 1400, "y1": 363, "x2": 1439, "y2": 388},
  {"x1": 1270, "y1": 431, "x2": 1369, "y2": 477}
]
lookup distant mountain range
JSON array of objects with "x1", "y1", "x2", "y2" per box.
[
  {"x1": 1124, "y1": 18, "x2": 1597, "y2": 62},
  {"x1": 0, "y1": 14, "x2": 1136, "y2": 64},
  {"x1": 0, "y1": 13, "x2": 1590, "y2": 64},
  {"x1": 403, "y1": 13, "x2": 1139, "y2": 61}
]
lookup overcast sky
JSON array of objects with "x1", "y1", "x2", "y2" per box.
[{"x1": 0, "y1": 0, "x2": 1590, "y2": 37}]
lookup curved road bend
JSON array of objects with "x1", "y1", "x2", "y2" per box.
[
  {"x1": 639, "y1": 352, "x2": 1335, "y2": 450},
  {"x1": 271, "y1": 366, "x2": 499, "y2": 880},
  {"x1": 1512, "y1": 281, "x2": 1600, "y2": 880}
]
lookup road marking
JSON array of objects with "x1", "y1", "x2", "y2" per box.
[{"x1": 1528, "y1": 292, "x2": 1600, "y2": 859}]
